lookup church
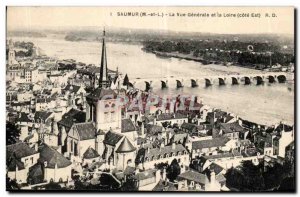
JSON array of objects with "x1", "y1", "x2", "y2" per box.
[{"x1": 59, "y1": 29, "x2": 138, "y2": 171}]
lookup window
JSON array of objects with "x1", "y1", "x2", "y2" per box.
[
  {"x1": 111, "y1": 111, "x2": 115, "y2": 121},
  {"x1": 190, "y1": 181, "x2": 195, "y2": 187}
]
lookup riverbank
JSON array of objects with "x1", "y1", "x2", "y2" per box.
[{"x1": 150, "y1": 50, "x2": 266, "y2": 71}]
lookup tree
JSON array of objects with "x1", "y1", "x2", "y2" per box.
[
  {"x1": 6, "y1": 176, "x2": 20, "y2": 190},
  {"x1": 225, "y1": 161, "x2": 265, "y2": 191},
  {"x1": 123, "y1": 74, "x2": 130, "y2": 86},
  {"x1": 166, "y1": 159, "x2": 181, "y2": 182},
  {"x1": 6, "y1": 121, "x2": 20, "y2": 145},
  {"x1": 225, "y1": 167, "x2": 244, "y2": 190},
  {"x1": 121, "y1": 175, "x2": 138, "y2": 191},
  {"x1": 161, "y1": 121, "x2": 171, "y2": 128},
  {"x1": 277, "y1": 177, "x2": 295, "y2": 192},
  {"x1": 263, "y1": 163, "x2": 285, "y2": 190},
  {"x1": 240, "y1": 161, "x2": 265, "y2": 191}
]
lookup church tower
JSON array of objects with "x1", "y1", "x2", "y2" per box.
[
  {"x1": 99, "y1": 28, "x2": 110, "y2": 88},
  {"x1": 86, "y1": 28, "x2": 121, "y2": 133},
  {"x1": 8, "y1": 39, "x2": 16, "y2": 66}
]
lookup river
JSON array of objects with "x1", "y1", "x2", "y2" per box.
[{"x1": 10, "y1": 36, "x2": 294, "y2": 126}]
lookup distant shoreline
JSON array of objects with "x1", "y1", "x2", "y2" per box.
[{"x1": 147, "y1": 49, "x2": 263, "y2": 71}]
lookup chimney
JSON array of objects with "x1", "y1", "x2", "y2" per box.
[
  {"x1": 210, "y1": 170, "x2": 216, "y2": 183},
  {"x1": 162, "y1": 168, "x2": 166, "y2": 180},
  {"x1": 34, "y1": 143, "x2": 39, "y2": 151},
  {"x1": 141, "y1": 122, "x2": 145, "y2": 136},
  {"x1": 172, "y1": 142, "x2": 176, "y2": 150}
]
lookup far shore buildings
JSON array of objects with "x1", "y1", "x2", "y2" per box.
[{"x1": 6, "y1": 30, "x2": 295, "y2": 191}]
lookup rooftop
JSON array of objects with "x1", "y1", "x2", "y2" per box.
[
  {"x1": 192, "y1": 137, "x2": 230, "y2": 150},
  {"x1": 38, "y1": 143, "x2": 72, "y2": 169}
]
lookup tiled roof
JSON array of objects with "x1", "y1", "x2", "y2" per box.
[
  {"x1": 73, "y1": 122, "x2": 97, "y2": 141},
  {"x1": 134, "y1": 169, "x2": 156, "y2": 181},
  {"x1": 152, "y1": 180, "x2": 177, "y2": 191},
  {"x1": 116, "y1": 137, "x2": 136, "y2": 153},
  {"x1": 63, "y1": 84, "x2": 81, "y2": 94},
  {"x1": 181, "y1": 122, "x2": 201, "y2": 132},
  {"x1": 203, "y1": 162, "x2": 224, "y2": 175},
  {"x1": 103, "y1": 131, "x2": 123, "y2": 146},
  {"x1": 219, "y1": 121, "x2": 244, "y2": 134},
  {"x1": 6, "y1": 156, "x2": 25, "y2": 171},
  {"x1": 178, "y1": 170, "x2": 208, "y2": 185},
  {"x1": 124, "y1": 166, "x2": 135, "y2": 175},
  {"x1": 28, "y1": 163, "x2": 44, "y2": 185},
  {"x1": 203, "y1": 151, "x2": 242, "y2": 160},
  {"x1": 156, "y1": 113, "x2": 187, "y2": 121},
  {"x1": 192, "y1": 137, "x2": 230, "y2": 150},
  {"x1": 171, "y1": 133, "x2": 188, "y2": 144},
  {"x1": 16, "y1": 112, "x2": 31, "y2": 122},
  {"x1": 135, "y1": 144, "x2": 187, "y2": 164},
  {"x1": 78, "y1": 66, "x2": 116, "y2": 75},
  {"x1": 58, "y1": 108, "x2": 86, "y2": 128},
  {"x1": 86, "y1": 87, "x2": 117, "y2": 101},
  {"x1": 275, "y1": 123, "x2": 293, "y2": 133},
  {"x1": 83, "y1": 147, "x2": 99, "y2": 159},
  {"x1": 38, "y1": 143, "x2": 72, "y2": 169},
  {"x1": 7, "y1": 142, "x2": 38, "y2": 159},
  {"x1": 121, "y1": 119, "x2": 136, "y2": 133},
  {"x1": 145, "y1": 124, "x2": 163, "y2": 135},
  {"x1": 34, "y1": 111, "x2": 52, "y2": 122}
]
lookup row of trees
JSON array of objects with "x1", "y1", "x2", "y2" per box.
[{"x1": 143, "y1": 40, "x2": 294, "y2": 67}]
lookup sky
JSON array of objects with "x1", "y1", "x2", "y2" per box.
[{"x1": 6, "y1": 6, "x2": 294, "y2": 34}]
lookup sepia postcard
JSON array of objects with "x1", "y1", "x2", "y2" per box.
[{"x1": 6, "y1": 6, "x2": 295, "y2": 192}]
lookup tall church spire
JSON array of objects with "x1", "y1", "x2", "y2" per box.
[{"x1": 99, "y1": 27, "x2": 110, "y2": 88}]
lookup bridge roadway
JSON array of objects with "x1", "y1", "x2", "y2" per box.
[{"x1": 130, "y1": 72, "x2": 292, "y2": 90}]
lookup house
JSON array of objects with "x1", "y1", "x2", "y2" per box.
[
  {"x1": 135, "y1": 143, "x2": 189, "y2": 170},
  {"x1": 153, "y1": 113, "x2": 188, "y2": 127},
  {"x1": 177, "y1": 170, "x2": 226, "y2": 191},
  {"x1": 65, "y1": 122, "x2": 97, "y2": 160},
  {"x1": 27, "y1": 143, "x2": 72, "y2": 185},
  {"x1": 62, "y1": 84, "x2": 86, "y2": 109},
  {"x1": 6, "y1": 142, "x2": 40, "y2": 183},
  {"x1": 217, "y1": 121, "x2": 244, "y2": 140},
  {"x1": 82, "y1": 147, "x2": 100, "y2": 166},
  {"x1": 273, "y1": 123, "x2": 294, "y2": 157},
  {"x1": 191, "y1": 137, "x2": 236, "y2": 158},
  {"x1": 181, "y1": 122, "x2": 207, "y2": 136},
  {"x1": 134, "y1": 168, "x2": 161, "y2": 191}
]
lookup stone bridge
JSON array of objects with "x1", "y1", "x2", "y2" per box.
[{"x1": 130, "y1": 72, "x2": 291, "y2": 91}]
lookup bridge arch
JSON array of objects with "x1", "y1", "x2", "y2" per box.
[
  {"x1": 176, "y1": 80, "x2": 184, "y2": 88},
  {"x1": 161, "y1": 80, "x2": 168, "y2": 89},
  {"x1": 268, "y1": 76, "x2": 275, "y2": 83},
  {"x1": 191, "y1": 79, "x2": 198, "y2": 88},
  {"x1": 244, "y1": 77, "x2": 251, "y2": 85},
  {"x1": 256, "y1": 76, "x2": 264, "y2": 85},
  {"x1": 145, "y1": 81, "x2": 151, "y2": 92},
  {"x1": 277, "y1": 75, "x2": 287, "y2": 83},
  {"x1": 218, "y1": 78, "x2": 225, "y2": 86},
  {"x1": 205, "y1": 78, "x2": 212, "y2": 87},
  {"x1": 232, "y1": 77, "x2": 239, "y2": 85}
]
